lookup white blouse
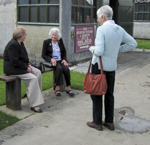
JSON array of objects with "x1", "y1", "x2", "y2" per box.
[{"x1": 52, "y1": 42, "x2": 61, "y2": 61}]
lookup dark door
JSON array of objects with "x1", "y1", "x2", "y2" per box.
[
  {"x1": 103, "y1": 0, "x2": 134, "y2": 36},
  {"x1": 115, "y1": 0, "x2": 134, "y2": 36}
]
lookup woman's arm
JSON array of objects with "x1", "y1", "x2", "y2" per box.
[
  {"x1": 8, "y1": 43, "x2": 28, "y2": 70},
  {"x1": 89, "y1": 27, "x2": 105, "y2": 56},
  {"x1": 119, "y1": 30, "x2": 137, "y2": 52},
  {"x1": 42, "y1": 40, "x2": 52, "y2": 62}
]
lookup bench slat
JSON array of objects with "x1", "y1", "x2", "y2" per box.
[
  {"x1": 44, "y1": 67, "x2": 55, "y2": 73},
  {"x1": 0, "y1": 75, "x2": 19, "y2": 82}
]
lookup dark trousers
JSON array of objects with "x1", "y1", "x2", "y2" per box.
[
  {"x1": 91, "y1": 63, "x2": 115, "y2": 125},
  {"x1": 54, "y1": 61, "x2": 71, "y2": 86}
]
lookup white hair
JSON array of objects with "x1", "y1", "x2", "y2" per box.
[
  {"x1": 97, "y1": 5, "x2": 113, "y2": 20},
  {"x1": 49, "y1": 27, "x2": 61, "y2": 40}
]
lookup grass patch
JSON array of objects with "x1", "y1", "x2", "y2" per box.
[
  {"x1": 70, "y1": 71, "x2": 85, "y2": 90},
  {"x1": 136, "y1": 39, "x2": 150, "y2": 50},
  {"x1": 0, "y1": 111, "x2": 20, "y2": 130}
]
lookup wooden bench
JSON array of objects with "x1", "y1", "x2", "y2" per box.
[
  {"x1": 0, "y1": 75, "x2": 21, "y2": 110},
  {"x1": 0, "y1": 67, "x2": 66, "y2": 110}
]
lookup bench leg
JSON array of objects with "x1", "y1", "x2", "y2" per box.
[
  {"x1": 6, "y1": 79, "x2": 21, "y2": 110},
  {"x1": 53, "y1": 70, "x2": 65, "y2": 92}
]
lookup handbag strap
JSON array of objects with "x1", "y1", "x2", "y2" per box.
[
  {"x1": 99, "y1": 56, "x2": 104, "y2": 75},
  {"x1": 88, "y1": 52, "x2": 104, "y2": 75}
]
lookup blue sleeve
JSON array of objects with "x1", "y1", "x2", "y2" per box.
[
  {"x1": 119, "y1": 30, "x2": 137, "y2": 52},
  {"x1": 90, "y1": 27, "x2": 104, "y2": 56}
]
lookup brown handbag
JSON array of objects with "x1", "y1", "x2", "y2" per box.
[{"x1": 83, "y1": 56, "x2": 107, "y2": 95}]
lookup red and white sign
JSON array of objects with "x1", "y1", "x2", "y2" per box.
[{"x1": 75, "y1": 25, "x2": 94, "y2": 53}]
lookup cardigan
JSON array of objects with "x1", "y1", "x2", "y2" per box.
[
  {"x1": 3, "y1": 39, "x2": 29, "y2": 75},
  {"x1": 90, "y1": 20, "x2": 137, "y2": 71},
  {"x1": 42, "y1": 38, "x2": 67, "y2": 62}
]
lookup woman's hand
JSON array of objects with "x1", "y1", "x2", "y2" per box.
[
  {"x1": 61, "y1": 60, "x2": 68, "y2": 66},
  {"x1": 89, "y1": 46, "x2": 92, "y2": 51},
  {"x1": 27, "y1": 64, "x2": 33, "y2": 73},
  {"x1": 51, "y1": 58, "x2": 57, "y2": 66}
]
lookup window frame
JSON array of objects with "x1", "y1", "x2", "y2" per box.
[
  {"x1": 71, "y1": 0, "x2": 97, "y2": 26},
  {"x1": 134, "y1": 3, "x2": 150, "y2": 22},
  {"x1": 17, "y1": 0, "x2": 60, "y2": 26}
]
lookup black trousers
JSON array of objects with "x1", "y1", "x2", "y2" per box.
[
  {"x1": 90, "y1": 63, "x2": 115, "y2": 125},
  {"x1": 54, "y1": 61, "x2": 71, "y2": 86}
]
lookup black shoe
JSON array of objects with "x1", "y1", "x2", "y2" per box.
[
  {"x1": 23, "y1": 93, "x2": 27, "y2": 98},
  {"x1": 66, "y1": 90, "x2": 75, "y2": 97},
  {"x1": 31, "y1": 107, "x2": 42, "y2": 113},
  {"x1": 55, "y1": 90, "x2": 61, "y2": 96}
]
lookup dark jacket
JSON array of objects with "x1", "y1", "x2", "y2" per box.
[
  {"x1": 3, "y1": 39, "x2": 29, "y2": 75},
  {"x1": 42, "y1": 38, "x2": 67, "y2": 62}
]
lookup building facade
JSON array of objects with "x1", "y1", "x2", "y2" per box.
[
  {"x1": 0, "y1": 0, "x2": 16, "y2": 58},
  {"x1": 0, "y1": 0, "x2": 136, "y2": 63},
  {"x1": 133, "y1": 0, "x2": 150, "y2": 39}
]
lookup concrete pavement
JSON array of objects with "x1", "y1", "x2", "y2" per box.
[{"x1": 0, "y1": 49, "x2": 150, "y2": 145}]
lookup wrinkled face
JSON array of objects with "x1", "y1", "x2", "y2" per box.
[{"x1": 51, "y1": 31, "x2": 58, "y2": 42}]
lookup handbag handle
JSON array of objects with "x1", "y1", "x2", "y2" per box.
[{"x1": 88, "y1": 52, "x2": 104, "y2": 75}]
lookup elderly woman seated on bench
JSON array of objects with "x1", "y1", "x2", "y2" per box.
[
  {"x1": 3, "y1": 26, "x2": 44, "y2": 113},
  {"x1": 42, "y1": 27, "x2": 75, "y2": 97}
]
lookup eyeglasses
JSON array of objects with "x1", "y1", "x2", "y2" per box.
[{"x1": 24, "y1": 34, "x2": 27, "y2": 36}]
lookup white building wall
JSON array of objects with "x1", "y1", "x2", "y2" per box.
[
  {"x1": 133, "y1": 22, "x2": 150, "y2": 39},
  {"x1": 0, "y1": 0, "x2": 16, "y2": 56},
  {"x1": 0, "y1": 0, "x2": 16, "y2": 57},
  {"x1": 134, "y1": 1, "x2": 150, "y2": 39}
]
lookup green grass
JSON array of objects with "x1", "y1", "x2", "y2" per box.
[
  {"x1": 70, "y1": 71, "x2": 85, "y2": 90},
  {"x1": 136, "y1": 39, "x2": 150, "y2": 50},
  {"x1": 0, "y1": 111, "x2": 20, "y2": 130}
]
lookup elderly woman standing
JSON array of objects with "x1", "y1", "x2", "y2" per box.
[
  {"x1": 3, "y1": 27, "x2": 44, "y2": 113},
  {"x1": 87, "y1": 5, "x2": 137, "y2": 131},
  {"x1": 42, "y1": 27, "x2": 74, "y2": 97}
]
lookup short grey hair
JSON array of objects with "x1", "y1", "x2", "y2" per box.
[
  {"x1": 97, "y1": 5, "x2": 113, "y2": 20},
  {"x1": 49, "y1": 27, "x2": 61, "y2": 40}
]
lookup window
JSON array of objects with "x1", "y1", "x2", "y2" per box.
[
  {"x1": 71, "y1": 0, "x2": 97, "y2": 24},
  {"x1": 17, "y1": 0, "x2": 60, "y2": 25},
  {"x1": 134, "y1": 3, "x2": 150, "y2": 21}
]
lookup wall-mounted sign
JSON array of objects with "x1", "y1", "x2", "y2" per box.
[{"x1": 75, "y1": 25, "x2": 94, "y2": 53}]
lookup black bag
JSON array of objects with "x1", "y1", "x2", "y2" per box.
[
  {"x1": 43, "y1": 61, "x2": 53, "y2": 68},
  {"x1": 29, "y1": 61, "x2": 45, "y2": 73}
]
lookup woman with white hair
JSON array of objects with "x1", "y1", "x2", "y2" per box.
[
  {"x1": 87, "y1": 5, "x2": 137, "y2": 131},
  {"x1": 42, "y1": 27, "x2": 74, "y2": 97}
]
